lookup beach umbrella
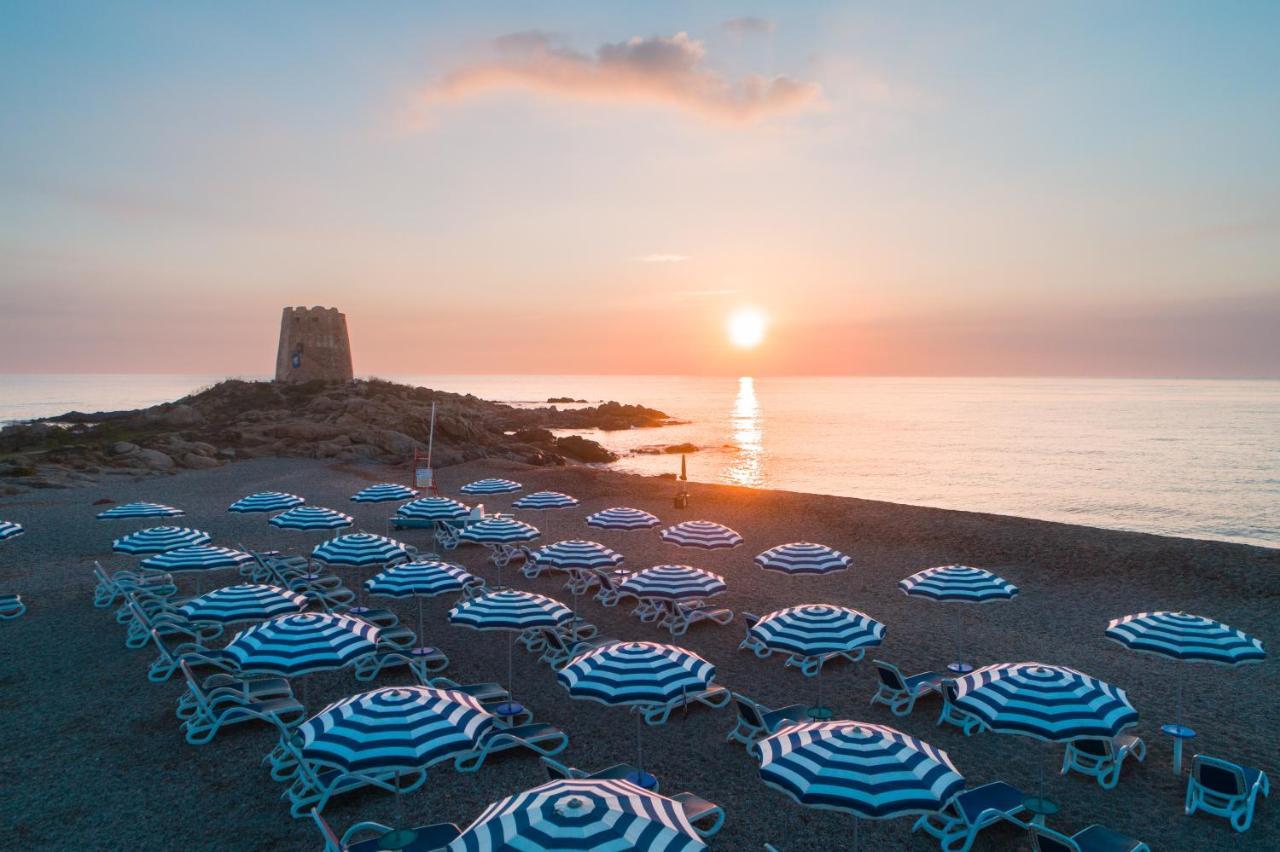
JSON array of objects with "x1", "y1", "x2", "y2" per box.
[
  {"x1": 460, "y1": 478, "x2": 522, "y2": 495},
  {"x1": 268, "y1": 505, "x2": 353, "y2": 532},
  {"x1": 351, "y1": 483, "x2": 418, "y2": 503},
  {"x1": 96, "y1": 501, "x2": 184, "y2": 520},
  {"x1": 898, "y1": 565, "x2": 1019, "y2": 674},
  {"x1": 558, "y1": 641, "x2": 715, "y2": 789},
  {"x1": 758, "y1": 721, "x2": 964, "y2": 850},
  {"x1": 513, "y1": 490, "x2": 580, "y2": 510},
  {"x1": 397, "y1": 496, "x2": 469, "y2": 521},
  {"x1": 952, "y1": 662, "x2": 1138, "y2": 814},
  {"x1": 749, "y1": 605, "x2": 885, "y2": 718},
  {"x1": 449, "y1": 590, "x2": 572, "y2": 719},
  {"x1": 449, "y1": 778, "x2": 706, "y2": 852},
  {"x1": 1105, "y1": 610, "x2": 1265, "y2": 773},
  {"x1": 0, "y1": 520, "x2": 24, "y2": 541},
  {"x1": 311, "y1": 533, "x2": 410, "y2": 568},
  {"x1": 586, "y1": 507, "x2": 661, "y2": 531},
  {"x1": 179, "y1": 583, "x2": 309, "y2": 625},
  {"x1": 228, "y1": 491, "x2": 305, "y2": 513},
  {"x1": 458, "y1": 516, "x2": 540, "y2": 577},
  {"x1": 299, "y1": 686, "x2": 496, "y2": 777},
  {"x1": 530, "y1": 540, "x2": 624, "y2": 572},
  {"x1": 620, "y1": 565, "x2": 726, "y2": 601},
  {"x1": 141, "y1": 544, "x2": 252, "y2": 572},
  {"x1": 658, "y1": 521, "x2": 742, "y2": 550},
  {"x1": 224, "y1": 612, "x2": 380, "y2": 678},
  {"x1": 112, "y1": 526, "x2": 211, "y2": 555},
  {"x1": 755, "y1": 542, "x2": 850, "y2": 577},
  {"x1": 367, "y1": 560, "x2": 479, "y2": 638}
]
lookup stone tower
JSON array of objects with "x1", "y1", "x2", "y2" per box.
[{"x1": 274, "y1": 306, "x2": 354, "y2": 383}]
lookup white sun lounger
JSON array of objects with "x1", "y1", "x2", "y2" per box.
[
  {"x1": 1061, "y1": 734, "x2": 1146, "y2": 789},
  {"x1": 641, "y1": 684, "x2": 732, "y2": 726},
  {"x1": 179, "y1": 660, "x2": 305, "y2": 746}
]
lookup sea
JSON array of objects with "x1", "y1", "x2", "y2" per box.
[{"x1": 1, "y1": 374, "x2": 1276, "y2": 548}]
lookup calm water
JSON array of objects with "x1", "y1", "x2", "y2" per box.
[{"x1": 2, "y1": 374, "x2": 1277, "y2": 547}]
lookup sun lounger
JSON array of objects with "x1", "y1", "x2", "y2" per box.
[
  {"x1": 725, "y1": 692, "x2": 808, "y2": 753},
  {"x1": 536, "y1": 628, "x2": 617, "y2": 668},
  {"x1": 281, "y1": 737, "x2": 429, "y2": 817},
  {"x1": 352, "y1": 643, "x2": 449, "y2": 682},
  {"x1": 869, "y1": 659, "x2": 943, "y2": 717},
  {"x1": 93, "y1": 561, "x2": 175, "y2": 608},
  {"x1": 176, "y1": 671, "x2": 294, "y2": 721},
  {"x1": 642, "y1": 683, "x2": 732, "y2": 726},
  {"x1": 737, "y1": 612, "x2": 773, "y2": 658},
  {"x1": 1061, "y1": 733, "x2": 1146, "y2": 789},
  {"x1": 0, "y1": 593, "x2": 25, "y2": 620},
  {"x1": 179, "y1": 661, "x2": 305, "y2": 745},
  {"x1": 592, "y1": 568, "x2": 636, "y2": 608},
  {"x1": 938, "y1": 679, "x2": 986, "y2": 735},
  {"x1": 541, "y1": 757, "x2": 654, "y2": 787},
  {"x1": 912, "y1": 780, "x2": 1027, "y2": 852},
  {"x1": 1029, "y1": 823, "x2": 1150, "y2": 852},
  {"x1": 311, "y1": 808, "x2": 461, "y2": 852},
  {"x1": 147, "y1": 627, "x2": 241, "y2": 683},
  {"x1": 632, "y1": 597, "x2": 667, "y2": 623},
  {"x1": 663, "y1": 600, "x2": 734, "y2": 637},
  {"x1": 418, "y1": 677, "x2": 526, "y2": 722},
  {"x1": 287, "y1": 573, "x2": 357, "y2": 610},
  {"x1": 452, "y1": 723, "x2": 570, "y2": 773},
  {"x1": 1185, "y1": 754, "x2": 1270, "y2": 833},
  {"x1": 673, "y1": 791, "x2": 725, "y2": 838},
  {"x1": 124, "y1": 596, "x2": 222, "y2": 650},
  {"x1": 785, "y1": 648, "x2": 863, "y2": 678}
]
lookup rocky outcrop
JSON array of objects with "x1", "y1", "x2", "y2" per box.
[{"x1": 0, "y1": 378, "x2": 667, "y2": 490}]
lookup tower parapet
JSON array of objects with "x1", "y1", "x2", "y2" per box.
[{"x1": 274, "y1": 306, "x2": 354, "y2": 383}]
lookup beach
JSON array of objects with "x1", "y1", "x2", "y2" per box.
[{"x1": 1, "y1": 456, "x2": 1276, "y2": 851}]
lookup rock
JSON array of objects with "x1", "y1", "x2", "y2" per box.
[
  {"x1": 188, "y1": 441, "x2": 217, "y2": 456},
  {"x1": 513, "y1": 428, "x2": 555, "y2": 445},
  {"x1": 555, "y1": 435, "x2": 618, "y2": 463},
  {"x1": 182, "y1": 453, "x2": 220, "y2": 469},
  {"x1": 111, "y1": 441, "x2": 140, "y2": 456},
  {"x1": 664, "y1": 443, "x2": 698, "y2": 454},
  {"x1": 216, "y1": 448, "x2": 236, "y2": 459},
  {"x1": 546, "y1": 397, "x2": 587, "y2": 403},
  {"x1": 156, "y1": 404, "x2": 203, "y2": 427},
  {"x1": 133, "y1": 448, "x2": 175, "y2": 470}
]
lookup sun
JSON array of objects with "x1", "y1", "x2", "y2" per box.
[{"x1": 727, "y1": 308, "x2": 767, "y2": 349}]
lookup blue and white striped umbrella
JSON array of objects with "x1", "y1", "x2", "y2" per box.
[
  {"x1": 530, "y1": 540, "x2": 623, "y2": 572},
  {"x1": 758, "y1": 721, "x2": 965, "y2": 820},
  {"x1": 228, "y1": 491, "x2": 305, "y2": 513},
  {"x1": 620, "y1": 565, "x2": 726, "y2": 601},
  {"x1": 755, "y1": 542, "x2": 851, "y2": 577},
  {"x1": 299, "y1": 686, "x2": 496, "y2": 774},
  {"x1": 449, "y1": 778, "x2": 706, "y2": 852},
  {"x1": 141, "y1": 544, "x2": 252, "y2": 573},
  {"x1": 658, "y1": 521, "x2": 743, "y2": 550},
  {"x1": 460, "y1": 478, "x2": 522, "y2": 495},
  {"x1": 557, "y1": 641, "x2": 715, "y2": 707},
  {"x1": 179, "y1": 584, "x2": 309, "y2": 624},
  {"x1": 268, "y1": 505, "x2": 353, "y2": 531},
  {"x1": 96, "y1": 501, "x2": 184, "y2": 520},
  {"x1": 366, "y1": 561, "x2": 478, "y2": 599},
  {"x1": 898, "y1": 565, "x2": 1019, "y2": 603},
  {"x1": 112, "y1": 526, "x2": 211, "y2": 555},
  {"x1": 513, "y1": 490, "x2": 579, "y2": 510},
  {"x1": 586, "y1": 507, "x2": 661, "y2": 531},
  {"x1": 312, "y1": 533, "x2": 410, "y2": 567},
  {"x1": 397, "y1": 496, "x2": 470, "y2": 521},
  {"x1": 749, "y1": 605, "x2": 885, "y2": 658},
  {"x1": 458, "y1": 517, "x2": 540, "y2": 545},
  {"x1": 0, "y1": 520, "x2": 24, "y2": 541},
  {"x1": 351, "y1": 483, "x2": 419, "y2": 503},
  {"x1": 1105, "y1": 611, "x2": 1265, "y2": 666},
  {"x1": 448, "y1": 590, "x2": 573, "y2": 632},
  {"x1": 224, "y1": 612, "x2": 380, "y2": 677},
  {"x1": 952, "y1": 662, "x2": 1138, "y2": 742}
]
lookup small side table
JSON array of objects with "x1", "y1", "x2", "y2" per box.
[
  {"x1": 1022, "y1": 795, "x2": 1059, "y2": 827},
  {"x1": 347, "y1": 605, "x2": 370, "y2": 615},
  {"x1": 806, "y1": 705, "x2": 834, "y2": 721},
  {"x1": 494, "y1": 700, "x2": 526, "y2": 721},
  {"x1": 376, "y1": 829, "x2": 420, "y2": 851},
  {"x1": 625, "y1": 769, "x2": 659, "y2": 790},
  {"x1": 1162, "y1": 723, "x2": 1196, "y2": 775},
  {"x1": 946, "y1": 661, "x2": 974, "y2": 674}
]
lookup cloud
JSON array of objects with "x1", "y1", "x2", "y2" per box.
[
  {"x1": 677, "y1": 289, "x2": 740, "y2": 298},
  {"x1": 635, "y1": 253, "x2": 689, "y2": 263},
  {"x1": 722, "y1": 17, "x2": 776, "y2": 36},
  {"x1": 419, "y1": 31, "x2": 819, "y2": 123}
]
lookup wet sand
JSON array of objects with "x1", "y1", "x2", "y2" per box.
[{"x1": 0, "y1": 456, "x2": 1275, "y2": 851}]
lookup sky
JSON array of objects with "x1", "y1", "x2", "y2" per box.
[{"x1": 2, "y1": 1, "x2": 1278, "y2": 377}]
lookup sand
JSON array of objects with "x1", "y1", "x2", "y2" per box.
[{"x1": 0, "y1": 456, "x2": 1276, "y2": 851}]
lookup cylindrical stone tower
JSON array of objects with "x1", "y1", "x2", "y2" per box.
[{"x1": 274, "y1": 306, "x2": 354, "y2": 383}]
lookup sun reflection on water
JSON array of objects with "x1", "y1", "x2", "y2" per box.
[{"x1": 728, "y1": 376, "x2": 764, "y2": 487}]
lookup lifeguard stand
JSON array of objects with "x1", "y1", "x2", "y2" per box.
[{"x1": 410, "y1": 402, "x2": 440, "y2": 496}]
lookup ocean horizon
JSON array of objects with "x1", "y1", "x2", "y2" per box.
[{"x1": 2, "y1": 372, "x2": 1276, "y2": 548}]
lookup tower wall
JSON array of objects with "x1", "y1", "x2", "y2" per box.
[{"x1": 274, "y1": 306, "x2": 354, "y2": 383}]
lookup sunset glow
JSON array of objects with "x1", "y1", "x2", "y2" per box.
[{"x1": 728, "y1": 309, "x2": 767, "y2": 349}]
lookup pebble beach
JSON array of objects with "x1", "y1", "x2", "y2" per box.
[{"x1": 1, "y1": 456, "x2": 1276, "y2": 851}]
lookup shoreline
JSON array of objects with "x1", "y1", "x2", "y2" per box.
[{"x1": 1, "y1": 456, "x2": 1275, "y2": 850}]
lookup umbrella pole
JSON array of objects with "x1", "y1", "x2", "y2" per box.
[
  {"x1": 1175, "y1": 663, "x2": 1184, "y2": 730},
  {"x1": 635, "y1": 712, "x2": 643, "y2": 772},
  {"x1": 417, "y1": 596, "x2": 425, "y2": 644},
  {"x1": 852, "y1": 816, "x2": 859, "y2": 852}
]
